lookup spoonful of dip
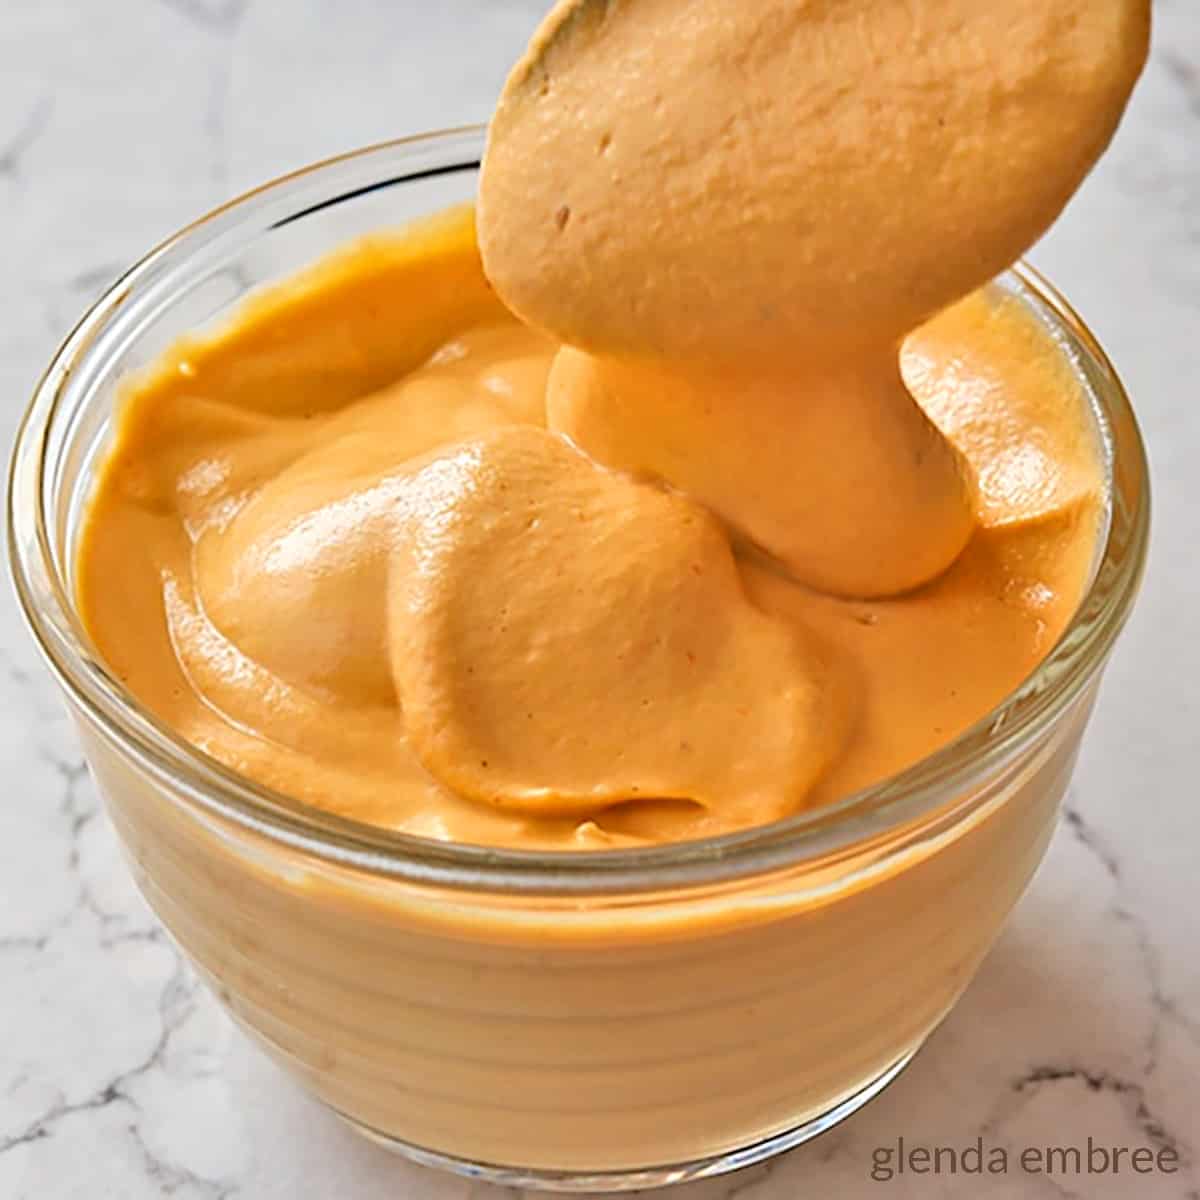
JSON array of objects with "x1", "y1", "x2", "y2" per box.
[{"x1": 478, "y1": 0, "x2": 1149, "y2": 596}]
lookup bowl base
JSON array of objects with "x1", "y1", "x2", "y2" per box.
[{"x1": 331, "y1": 1046, "x2": 918, "y2": 1192}]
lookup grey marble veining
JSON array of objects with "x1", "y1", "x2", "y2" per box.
[{"x1": 2, "y1": 2, "x2": 1197, "y2": 1197}]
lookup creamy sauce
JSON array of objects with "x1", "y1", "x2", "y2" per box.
[
  {"x1": 78, "y1": 206, "x2": 1103, "y2": 848},
  {"x1": 78, "y1": 0, "x2": 1150, "y2": 848}
]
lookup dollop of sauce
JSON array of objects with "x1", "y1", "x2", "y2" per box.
[
  {"x1": 388, "y1": 426, "x2": 846, "y2": 822},
  {"x1": 79, "y1": 206, "x2": 1105, "y2": 849},
  {"x1": 479, "y1": 0, "x2": 1146, "y2": 595}
]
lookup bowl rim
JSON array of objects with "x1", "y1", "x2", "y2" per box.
[{"x1": 6, "y1": 126, "x2": 1151, "y2": 896}]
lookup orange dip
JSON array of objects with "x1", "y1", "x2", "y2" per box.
[
  {"x1": 62, "y1": 3, "x2": 1151, "y2": 1171},
  {"x1": 76, "y1": 0, "x2": 1151, "y2": 848},
  {"x1": 78, "y1": 205, "x2": 1104, "y2": 849}
]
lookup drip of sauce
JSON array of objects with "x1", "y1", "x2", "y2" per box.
[{"x1": 479, "y1": 0, "x2": 1147, "y2": 595}]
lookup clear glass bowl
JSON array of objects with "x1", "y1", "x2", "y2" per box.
[{"x1": 7, "y1": 128, "x2": 1150, "y2": 1191}]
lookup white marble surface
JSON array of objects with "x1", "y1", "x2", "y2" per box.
[{"x1": 1, "y1": 2, "x2": 1197, "y2": 1196}]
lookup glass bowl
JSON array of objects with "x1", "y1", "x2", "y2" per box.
[{"x1": 6, "y1": 127, "x2": 1150, "y2": 1191}]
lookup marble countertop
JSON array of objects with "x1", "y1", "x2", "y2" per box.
[{"x1": 2, "y1": 2, "x2": 1197, "y2": 1197}]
